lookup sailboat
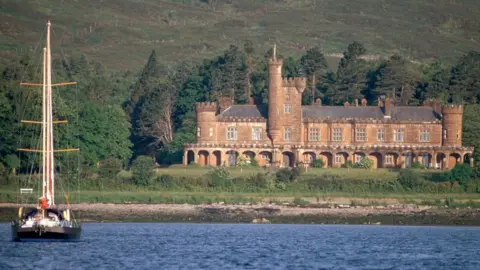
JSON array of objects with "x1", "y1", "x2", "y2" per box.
[{"x1": 11, "y1": 21, "x2": 81, "y2": 241}]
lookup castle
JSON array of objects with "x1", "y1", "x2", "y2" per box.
[{"x1": 183, "y1": 48, "x2": 474, "y2": 169}]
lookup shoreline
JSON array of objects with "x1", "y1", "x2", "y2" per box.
[{"x1": 1, "y1": 203, "x2": 479, "y2": 226}]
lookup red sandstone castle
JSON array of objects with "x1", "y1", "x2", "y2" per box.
[{"x1": 183, "y1": 48, "x2": 474, "y2": 169}]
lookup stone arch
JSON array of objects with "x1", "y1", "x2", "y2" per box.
[
  {"x1": 353, "y1": 152, "x2": 365, "y2": 164},
  {"x1": 187, "y1": 150, "x2": 195, "y2": 165},
  {"x1": 198, "y1": 150, "x2": 210, "y2": 166},
  {"x1": 368, "y1": 152, "x2": 383, "y2": 168},
  {"x1": 448, "y1": 153, "x2": 462, "y2": 169},
  {"x1": 258, "y1": 151, "x2": 272, "y2": 167},
  {"x1": 242, "y1": 151, "x2": 256, "y2": 165},
  {"x1": 303, "y1": 151, "x2": 316, "y2": 166},
  {"x1": 319, "y1": 152, "x2": 333, "y2": 168},
  {"x1": 226, "y1": 150, "x2": 239, "y2": 166},
  {"x1": 334, "y1": 152, "x2": 349, "y2": 167},
  {"x1": 282, "y1": 151, "x2": 295, "y2": 168},
  {"x1": 384, "y1": 152, "x2": 399, "y2": 168},
  {"x1": 417, "y1": 152, "x2": 432, "y2": 168},
  {"x1": 436, "y1": 152, "x2": 446, "y2": 169},
  {"x1": 212, "y1": 150, "x2": 222, "y2": 166}
]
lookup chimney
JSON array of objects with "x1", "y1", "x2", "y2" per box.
[
  {"x1": 344, "y1": 101, "x2": 350, "y2": 106},
  {"x1": 354, "y1": 99, "x2": 359, "y2": 107},
  {"x1": 424, "y1": 99, "x2": 442, "y2": 116},
  {"x1": 377, "y1": 97, "x2": 384, "y2": 107},
  {"x1": 384, "y1": 97, "x2": 393, "y2": 118},
  {"x1": 218, "y1": 97, "x2": 233, "y2": 113},
  {"x1": 315, "y1": 98, "x2": 322, "y2": 106},
  {"x1": 248, "y1": 97, "x2": 254, "y2": 105},
  {"x1": 361, "y1": 98, "x2": 367, "y2": 106}
]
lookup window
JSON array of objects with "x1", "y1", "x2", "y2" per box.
[
  {"x1": 394, "y1": 128, "x2": 404, "y2": 142},
  {"x1": 385, "y1": 154, "x2": 394, "y2": 165},
  {"x1": 284, "y1": 128, "x2": 292, "y2": 141},
  {"x1": 377, "y1": 128, "x2": 385, "y2": 142},
  {"x1": 332, "y1": 128, "x2": 343, "y2": 142},
  {"x1": 226, "y1": 127, "x2": 238, "y2": 140},
  {"x1": 252, "y1": 127, "x2": 263, "y2": 140},
  {"x1": 209, "y1": 128, "x2": 213, "y2": 137},
  {"x1": 335, "y1": 154, "x2": 343, "y2": 164},
  {"x1": 419, "y1": 129, "x2": 430, "y2": 142},
  {"x1": 284, "y1": 104, "x2": 292, "y2": 114},
  {"x1": 197, "y1": 127, "x2": 201, "y2": 137},
  {"x1": 443, "y1": 129, "x2": 447, "y2": 139},
  {"x1": 308, "y1": 128, "x2": 320, "y2": 141},
  {"x1": 356, "y1": 128, "x2": 366, "y2": 142}
]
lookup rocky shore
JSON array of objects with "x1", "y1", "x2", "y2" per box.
[{"x1": 1, "y1": 203, "x2": 479, "y2": 225}]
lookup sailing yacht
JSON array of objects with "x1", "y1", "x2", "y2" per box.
[{"x1": 11, "y1": 21, "x2": 81, "y2": 241}]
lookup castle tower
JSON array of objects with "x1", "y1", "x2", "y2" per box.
[
  {"x1": 195, "y1": 102, "x2": 217, "y2": 143},
  {"x1": 442, "y1": 104, "x2": 463, "y2": 147},
  {"x1": 267, "y1": 44, "x2": 283, "y2": 144}
]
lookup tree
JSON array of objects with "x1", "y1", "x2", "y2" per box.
[
  {"x1": 450, "y1": 51, "x2": 480, "y2": 104},
  {"x1": 131, "y1": 155, "x2": 155, "y2": 186},
  {"x1": 299, "y1": 46, "x2": 328, "y2": 104},
  {"x1": 333, "y1": 42, "x2": 370, "y2": 103},
  {"x1": 463, "y1": 104, "x2": 480, "y2": 166},
  {"x1": 374, "y1": 54, "x2": 419, "y2": 105}
]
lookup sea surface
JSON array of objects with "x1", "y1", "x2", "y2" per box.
[{"x1": 1, "y1": 223, "x2": 479, "y2": 270}]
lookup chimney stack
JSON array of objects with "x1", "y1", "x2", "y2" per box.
[
  {"x1": 361, "y1": 98, "x2": 367, "y2": 106},
  {"x1": 384, "y1": 97, "x2": 393, "y2": 118},
  {"x1": 248, "y1": 97, "x2": 254, "y2": 105},
  {"x1": 218, "y1": 97, "x2": 233, "y2": 113},
  {"x1": 315, "y1": 98, "x2": 322, "y2": 106}
]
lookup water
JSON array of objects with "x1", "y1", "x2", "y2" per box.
[{"x1": 1, "y1": 223, "x2": 479, "y2": 270}]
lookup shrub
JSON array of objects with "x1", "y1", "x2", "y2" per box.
[
  {"x1": 342, "y1": 160, "x2": 354, "y2": 168},
  {"x1": 275, "y1": 167, "x2": 301, "y2": 183},
  {"x1": 206, "y1": 167, "x2": 232, "y2": 188},
  {"x1": 250, "y1": 156, "x2": 259, "y2": 167},
  {"x1": 397, "y1": 169, "x2": 425, "y2": 191},
  {"x1": 411, "y1": 162, "x2": 426, "y2": 169},
  {"x1": 157, "y1": 174, "x2": 177, "y2": 188},
  {"x1": 449, "y1": 163, "x2": 472, "y2": 185},
  {"x1": 353, "y1": 157, "x2": 374, "y2": 169},
  {"x1": 311, "y1": 158, "x2": 324, "y2": 168},
  {"x1": 131, "y1": 156, "x2": 155, "y2": 186},
  {"x1": 98, "y1": 157, "x2": 123, "y2": 181}
]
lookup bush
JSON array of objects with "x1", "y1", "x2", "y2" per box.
[
  {"x1": 311, "y1": 159, "x2": 324, "y2": 168},
  {"x1": 341, "y1": 160, "x2": 354, "y2": 168},
  {"x1": 250, "y1": 156, "x2": 259, "y2": 167},
  {"x1": 275, "y1": 167, "x2": 301, "y2": 183},
  {"x1": 131, "y1": 156, "x2": 155, "y2": 186},
  {"x1": 206, "y1": 167, "x2": 232, "y2": 188},
  {"x1": 449, "y1": 163, "x2": 472, "y2": 185},
  {"x1": 98, "y1": 157, "x2": 123, "y2": 181},
  {"x1": 397, "y1": 169, "x2": 427, "y2": 191},
  {"x1": 353, "y1": 157, "x2": 374, "y2": 169},
  {"x1": 157, "y1": 174, "x2": 177, "y2": 188},
  {"x1": 411, "y1": 162, "x2": 426, "y2": 169}
]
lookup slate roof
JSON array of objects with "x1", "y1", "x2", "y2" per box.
[
  {"x1": 217, "y1": 105, "x2": 440, "y2": 122},
  {"x1": 218, "y1": 105, "x2": 268, "y2": 119}
]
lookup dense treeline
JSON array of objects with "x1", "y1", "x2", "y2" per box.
[{"x1": 1, "y1": 41, "x2": 480, "y2": 173}]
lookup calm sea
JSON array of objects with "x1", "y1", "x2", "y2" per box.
[{"x1": 1, "y1": 223, "x2": 479, "y2": 269}]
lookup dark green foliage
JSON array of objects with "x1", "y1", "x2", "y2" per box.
[
  {"x1": 311, "y1": 159, "x2": 324, "y2": 168},
  {"x1": 342, "y1": 160, "x2": 354, "y2": 168},
  {"x1": 250, "y1": 156, "x2": 259, "y2": 167},
  {"x1": 275, "y1": 167, "x2": 301, "y2": 183},
  {"x1": 205, "y1": 167, "x2": 232, "y2": 188},
  {"x1": 397, "y1": 170, "x2": 429, "y2": 191},
  {"x1": 411, "y1": 162, "x2": 426, "y2": 169},
  {"x1": 98, "y1": 157, "x2": 123, "y2": 180},
  {"x1": 352, "y1": 157, "x2": 374, "y2": 169},
  {"x1": 131, "y1": 156, "x2": 155, "y2": 186},
  {"x1": 156, "y1": 174, "x2": 177, "y2": 189},
  {"x1": 444, "y1": 163, "x2": 472, "y2": 185}
]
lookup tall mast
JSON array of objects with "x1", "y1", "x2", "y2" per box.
[
  {"x1": 46, "y1": 21, "x2": 55, "y2": 206},
  {"x1": 42, "y1": 47, "x2": 47, "y2": 200}
]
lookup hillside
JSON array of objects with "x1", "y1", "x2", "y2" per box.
[{"x1": 1, "y1": 0, "x2": 479, "y2": 70}]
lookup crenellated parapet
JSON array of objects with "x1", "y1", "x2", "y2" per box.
[
  {"x1": 282, "y1": 77, "x2": 306, "y2": 93},
  {"x1": 442, "y1": 104, "x2": 463, "y2": 115},
  {"x1": 268, "y1": 58, "x2": 283, "y2": 65},
  {"x1": 195, "y1": 102, "x2": 217, "y2": 113}
]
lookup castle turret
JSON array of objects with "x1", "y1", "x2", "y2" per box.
[
  {"x1": 195, "y1": 102, "x2": 217, "y2": 143},
  {"x1": 267, "y1": 45, "x2": 283, "y2": 144},
  {"x1": 442, "y1": 104, "x2": 463, "y2": 147}
]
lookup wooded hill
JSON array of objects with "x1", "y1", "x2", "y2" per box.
[{"x1": 1, "y1": 0, "x2": 479, "y2": 70}]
